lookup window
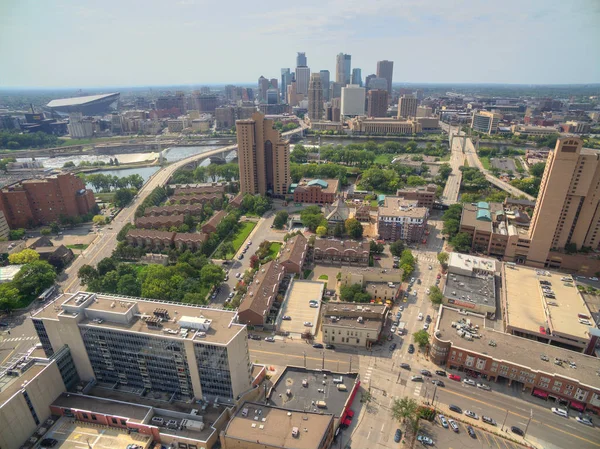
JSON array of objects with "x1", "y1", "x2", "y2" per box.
[
  {"x1": 121, "y1": 419, "x2": 127, "y2": 426},
  {"x1": 83, "y1": 413, "x2": 89, "y2": 419},
  {"x1": 112, "y1": 418, "x2": 118, "y2": 424},
  {"x1": 91, "y1": 414, "x2": 97, "y2": 421}
]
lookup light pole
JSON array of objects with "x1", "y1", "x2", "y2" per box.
[
  {"x1": 322, "y1": 351, "x2": 325, "y2": 369},
  {"x1": 501, "y1": 409, "x2": 509, "y2": 432},
  {"x1": 303, "y1": 351, "x2": 306, "y2": 368},
  {"x1": 524, "y1": 409, "x2": 533, "y2": 437},
  {"x1": 349, "y1": 356, "x2": 352, "y2": 372}
]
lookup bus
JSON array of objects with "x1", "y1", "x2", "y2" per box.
[{"x1": 38, "y1": 285, "x2": 58, "y2": 302}]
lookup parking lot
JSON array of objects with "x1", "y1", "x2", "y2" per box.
[
  {"x1": 42, "y1": 417, "x2": 151, "y2": 449},
  {"x1": 278, "y1": 280, "x2": 324, "y2": 336},
  {"x1": 419, "y1": 418, "x2": 526, "y2": 449}
]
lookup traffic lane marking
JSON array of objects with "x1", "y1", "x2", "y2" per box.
[
  {"x1": 65, "y1": 234, "x2": 113, "y2": 292},
  {"x1": 249, "y1": 348, "x2": 351, "y2": 366},
  {"x1": 439, "y1": 387, "x2": 600, "y2": 448}
]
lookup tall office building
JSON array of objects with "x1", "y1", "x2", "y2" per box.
[
  {"x1": 376, "y1": 60, "x2": 394, "y2": 96},
  {"x1": 398, "y1": 94, "x2": 418, "y2": 118},
  {"x1": 236, "y1": 111, "x2": 290, "y2": 196},
  {"x1": 296, "y1": 52, "x2": 307, "y2": 67},
  {"x1": 258, "y1": 76, "x2": 269, "y2": 102},
  {"x1": 527, "y1": 137, "x2": 600, "y2": 266},
  {"x1": 341, "y1": 85, "x2": 366, "y2": 117},
  {"x1": 267, "y1": 88, "x2": 279, "y2": 105},
  {"x1": 319, "y1": 70, "x2": 330, "y2": 101},
  {"x1": 281, "y1": 68, "x2": 292, "y2": 103},
  {"x1": 32, "y1": 292, "x2": 253, "y2": 402},
  {"x1": 295, "y1": 67, "x2": 310, "y2": 95},
  {"x1": 367, "y1": 89, "x2": 388, "y2": 118},
  {"x1": 368, "y1": 77, "x2": 388, "y2": 91},
  {"x1": 308, "y1": 73, "x2": 323, "y2": 121},
  {"x1": 351, "y1": 68, "x2": 362, "y2": 87},
  {"x1": 365, "y1": 74, "x2": 376, "y2": 89},
  {"x1": 471, "y1": 111, "x2": 502, "y2": 135},
  {"x1": 336, "y1": 53, "x2": 351, "y2": 84},
  {"x1": 330, "y1": 82, "x2": 343, "y2": 101}
]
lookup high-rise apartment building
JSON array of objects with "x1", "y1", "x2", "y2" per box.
[
  {"x1": 351, "y1": 68, "x2": 362, "y2": 87},
  {"x1": 417, "y1": 106, "x2": 433, "y2": 117},
  {"x1": 341, "y1": 85, "x2": 366, "y2": 117},
  {"x1": 398, "y1": 94, "x2": 418, "y2": 119},
  {"x1": 32, "y1": 292, "x2": 253, "y2": 402},
  {"x1": 296, "y1": 52, "x2": 307, "y2": 67},
  {"x1": 236, "y1": 111, "x2": 290, "y2": 196},
  {"x1": 527, "y1": 137, "x2": 600, "y2": 266},
  {"x1": 367, "y1": 89, "x2": 389, "y2": 118},
  {"x1": 281, "y1": 68, "x2": 292, "y2": 102},
  {"x1": 319, "y1": 70, "x2": 330, "y2": 101},
  {"x1": 376, "y1": 60, "x2": 394, "y2": 96},
  {"x1": 336, "y1": 53, "x2": 351, "y2": 84},
  {"x1": 295, "y1": 67, "x2": 310, "y2": 95},
  {"x1": 308, "y1": 73, "x2": 323, "y2": 121},
  {"x1": 471, "y1": 111, "x2": 502, "y2": 135},
  {"x1": 258, "y1": 76, "x2": 269, "y2": 102}
]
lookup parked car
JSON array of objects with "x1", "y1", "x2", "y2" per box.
[
  {"x1": 303, "y1": 322, "x2": 313, "y2": 327},
  {"x1": 431, "y1": 379, "x2": 445, "y2": 387},
  {"x1": 423, "y1": 323, "x2": 429, "y2": 330},
  {"x1": 467, "y1": 426, "x2": 476, "y2": 438},
  {"x1": 400, "y1": 363, "x2": 411, "y2": 370},
  {"x1": 448, "y1": 374, "x2": 461, "y2": 381},
  {"x1": 418, "y1": 312, "x2": 423, "y2": 321},
  {"x1": 389, "y1": 343, "x2": 397, "y2": 351},
  {"x1": 238, "y1": 254, "x2": 244, "y2": 260},
  {"x1": 590, "y1": 277, "x2": 599, "y2": 281},
  {"x1": 438, "y1": 414, "x2": 448, "y2": 428},
  {"x1": 511, "y1": 426, "x2": 524, "y2": 436},
  {"x1": 576, "y1": 416, "x2": 593, "y2": 426},
  {"x1": 435, "y1": 370, "x2": 447, "y2": 376},
  {"x1": 425, "y1": 315, "x2": 432, "y2": 323},
  {"x1": 394, "y1": 428, "x2": 402, "y2": 443},
  {"x1": 552, "y1": 407, "x2": 568, "y2": 418},
  {"x1": 449, "y1": 405, "x2": 462, "y2": 414},
  {"x1": 309, "y1": 303, "x2": 319, "y2": 308},
  {"x1": 408, "y1": 344, "x2": 415, "y2": 354},
  {"x1": 448, "y1": 419, "x2": 459, "y2": 432},
  {"x1": 477, "y1": 383, "x2": 491, "y2": 391},
  {"x1": 420, "y1": 369, "x2": 432, "y2": 377},
  {"x1": 482, "y1": 416, "x2": 497, "y2": 425},
  {"x1": 417, "y1": 435, "x2": 433, "y2": 446},
  {"x1": 325, "y1": 344, "x2": 335, "y2": 350},
  {"x1": 312, "y1": 343, "x2": 324, "y2": 349},
  {"x1": 391, "y1": 326, "x2": 397, "y2": 333},
  {"x1": 249, "y1": 334, "x2": 261, "y2": 341},
  {"x1": 411, "y1": 376, "x2": 424, "y2": 382},
  {"x1": 264, "y1": 336, "x2": 275, "y2": 342},
  {"x1": 463, "y1": 378, "x2": 476, "y2": 386},
  {"x1": 399, "y1": 306, "x2": 404, "y2": 311},
  {"x1": 228, "y1": 292, "x2": 234, "y2": 299},
  {"x1": 41, "y1": 439, "x2": 58, "y2": 448},
  {"x1": 465, "y1": 410, "x2": 479, "y2": 420}
]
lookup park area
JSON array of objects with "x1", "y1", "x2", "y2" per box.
[{"x1": 213, "y1": 220, "x2": 256, "y2": 259}]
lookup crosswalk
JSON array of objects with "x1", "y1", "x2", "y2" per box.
[
  {"x1": 2, "y1": 336, "x2": 38, "y2": 343},
  {"x1": 413, "y1": 383, "x2": 422, "y2": 397},
  {"x1": 364, "y1": 365, "x2": 374, "y2": 384},
  {"x1": 417, "y1": 254, "x2": 437, "y2": 263}
]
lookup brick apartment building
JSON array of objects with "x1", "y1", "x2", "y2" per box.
[
  {"x1": 174, "y1": 194, "x2": 221, "y2": 206},
  {"x1": 201, "y1": 210, "x2": 227, "y2": 234},
  {"x1": 292, "y1": 178, "x2": 339, "y2": 205},
  {"x1": 377, "y1": 197, "x2": 428, "y2": 242},
  {"x1": 145, "y1": 204, "x2": 204, "y2": 217},
  {"x1": 0, "y1": 173, "x2": 96, "y2": 228},
  {"x1": 313, "y1": 239, "x2": 370, "y2": 265},
  {"x1": 238, "y1": 261, "x2": 285, "y2": 326},
  {"x1": 135, "y1": 214, "x2": 185, "y2": 229},
  {"x1": 396, "y1": 184, "x2": 437, "y2": 209}
]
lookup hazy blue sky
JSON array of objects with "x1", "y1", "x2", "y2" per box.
[{"x1": 1, "y1": 0, "x2": 599, "y2": 88}]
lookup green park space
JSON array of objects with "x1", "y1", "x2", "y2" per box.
[
  {"x1": 66, "y1": 244, "x2": 89, "y2": 251},
  {"x1": 267, "y1": 242, "x2": 282, "y2": 259}
]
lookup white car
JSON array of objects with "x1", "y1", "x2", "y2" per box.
[
  {"x1": 575, "y1": 416, "x2": 593, "y2": 426},
  {"x1": 438, "y1": 414, "x2": 448, "y2": 428},
  {"x1": 303, "y1": 322, "x2": 313, "y2": 327},
  {"x1": 391, "y1": 326, "x2": 397, "y2": 333},
  {"x1": 476, "y1": 383, "x2": 491, "y2": 391},
  {"x1": 399, "y1": 306, "x2": 404, "y2": 311},
  {"x1": 418, "y1": 313, "x2": 423, "y2": 321},
  {"x1": 551, "y1": 407, "x2": 568, "y2": 418},
  {"x1": 236, "y1": 272, "x2": 241, "y2": 279},
  {"x1": 426, "y1": 288, "x2": 430, "y2": 294},
  {"x1": 448, "y1": 419, "x2": 459, "y2": 433},
  {"x1": 590, "y1": 277, "x2": 599, "y2": 281},
  {"x1": 464, "y1": 410, "x2": 479, "y2": 420},
  {"x1": 463, "y1": 379, "x2": 476, "y2": 386},
  {"x1": 423, "y1": 323, "x2": 429, "y2": 330},
  {"x1": 413, "y1": 290, "x2": 417, "y2": 296}
]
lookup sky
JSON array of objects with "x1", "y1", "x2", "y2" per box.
[{"x1": 1, "y1": 0, "x2": 599, "y2": 88}]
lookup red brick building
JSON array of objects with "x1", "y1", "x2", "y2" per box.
[
  {"x1": 0, "y1": 174, "x2": 96, "y2": 228},
  {"x1": 292, "y1": 178, "x2": 339, "y2": 205}
]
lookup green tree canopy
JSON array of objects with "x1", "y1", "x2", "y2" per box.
[
  {"x1": 428, "y1": 286, "x2": 444, "y2": 305},
  {"x1": 413, "y1": 329, "x2": 430, "y2": 348},
  {"x1": 8, "y1": 249, "x2": 40, "y2": 264},
  {"x1": 345, "y1": 218, "x2": 363, "y2": 239},
  {"x1": 389, "y1": 240, "x2": 405, "y2": 257},
  {"x1": 13, "y1": 261, "x2": 56, "y2": 299},
  {"x1": 273, "y1": 210, "x2": 289, "y2": 229}
]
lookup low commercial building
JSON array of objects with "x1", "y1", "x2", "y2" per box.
[
  {"x1": 347, "y1": 117, "x2": 421, "y2": 135},
  {"x1": 396, "y1": 184, "x2": 437, "y2": 209},
  {"x1": 431, "y1": 306, "x2": 600, "y2": 414},
  {"x1": 313, "y1": 239, "x2": 370, "y2": 266},
  {"x1": 511, "y1": 124, "x2": 558, "y2": 136},
  {"x1": 442, "y1": 253, "x2": 499, "y2": 316},
  {"x1": 278, "y1": 233, "x2": 308, "y2": 274},
  {"x1": 309, "y1": 121, "x2": 343, "y2": 132},
  {"x1": 201, "y1": 210, "x2": 227, "y2": 234},
  {"x1": 377, "y1": 197, "x2": 428, "y2": 242},
  {"x1": 341, "y1": 266, "x2": 403, "y2": 303},
  {"x1": 415, "y1": 117, "x2": 440, "y2": 132},
  {"x1": 135, "y1": 214, "x2": 185, "y2": 229},
  {"x1": 292, "y1": 178, "x2": 339, "y2": 205},
  {"x1": 321, "y1": 302, "x2": 387, "y2": 348},
  {"x1": 0, "y1": 264, "x2": 23, "y2": 283},
  {"x1": 221, "y1": 402, "x2": 334, "y2": 449},
  {"x1": 35, "y1": 245, "x2": 75, "y2": 270},
  {"x1": 238, "y1": 261, "x2": 285, "y2": 326}
]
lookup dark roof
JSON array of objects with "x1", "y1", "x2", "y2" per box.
[
  {"x1": 278, "y1": 234, "x2": 307, "y2": 267},
  {"x1": 239, "y1": 261, "x2": 285, "y2": 318},
  {"x1": 127, "y1": 229, "x2": 175, "y2": 240},
  {"x1": 29, "y1": 236, "x2": 54, "y2": 249},
  {"x1": 202, "y1": 210, "x2": 227, "y2": 230}
]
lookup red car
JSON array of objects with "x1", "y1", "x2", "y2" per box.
[{"x1": 448, "y1": 374, "x2": 461, "y2": 381}]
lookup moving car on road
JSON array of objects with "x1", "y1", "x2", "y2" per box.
[
  {"x1": 312, "y1": 343, "x2": 324, "y2": 349},
  {"x1": 394, "y1": 428, "x2": 402, "y2": 442},
  {"x1": 264, "y1": 336, "x2": 275, "y2": 342},
  {"x1": 411, "y1": 376, "x2": 424, "y2": 382},
  {"x1": 477, "y1": 383, "x2": 491, "y2": 391},
  {"x1": 448, "y1": 374, "x2": 461, "y2": 381},
  {"x1": 463, "y1": 378, "x2": 476, "y2": 386},
  {"x1": 576, "y1": 416, "x2": 593, "y2": 426},
  {"x1": 420, "y1": 369, "x2": 432, "y2": 377},
  {"x1": 325, "y1": 344, "x2": 335, "y2": 349},
  {"x1": 435, "y1": 370, "x2": 447, "y2": 376},
  {"x1": 431, "y1": 379, "x2": 445, "y2": 387}
]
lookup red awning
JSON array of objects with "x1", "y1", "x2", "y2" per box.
[
  {"x1": 343, "y1": 418, "x2": 352, "y2": 426},
  {"x1": 532, "y1": 389, "x2": 548, "y2": 399},
  {"x1": 570, "y1": 401, "x2": 585, "y2": 411}
]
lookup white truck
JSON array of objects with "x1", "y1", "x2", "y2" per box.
[{"x1": 397, "y1": 322, "x2": 407, "y2": 335}]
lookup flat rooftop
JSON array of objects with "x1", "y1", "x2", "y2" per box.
[
  {"x1": 443, "y1": 272, "x2": 496, "y2": 309},
  {"x1": 504, "y1": 266, "x2": 591, "y2": 340},
  {"x1": 269, "y1": 367, "x2": 358, "y2": 418},
  {"x1": 34, "y1": 292, "x2": 245, "y2": 345},
  {"x1": 53, "y1": 393, "x2": 150, "y2": 424},
  {"x1": 436, "y1": 307, "x2": 600, "y2": 390},
  {"x1": 448, "y1": 252, "x2": 499, "y2": 275},
  {"x1": 0, "y1": 363, "x2": 46, "y2": 406},
  {"x1": 378, "y1": 196, "x2": 428, "y2": 218},
  {"x1": 322, "y1": 315, "x2": 382, "y2": 330},
  {"x1": 224, "y1": 402, "x2": 333, "y2": 449}
]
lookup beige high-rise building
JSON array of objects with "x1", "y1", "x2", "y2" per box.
[
  {"x1": 236, "y1": 111, "x2": 290, "y2": 197},
  {"x1": 527, "y1": 137, "x2": 600, "y2": 266},
  {"x1": 308, "y1": 73, "x2": 323, "y2": 120},
  {"x1": 398, "y1": 94, "x2": 418, "y2": 119}
]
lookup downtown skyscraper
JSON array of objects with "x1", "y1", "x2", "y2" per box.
[
  {"x1": 295, "y1": 52, "x2": 310, "y2": 95},
  {"x1": 376, "y1": 60, "x2": 394, "y2": 97},
  {"x1": 281, "y1": 68, "x2": 292, "y2": 102},
  {"x1": 308, "y1": 73, "x2": 323, "y2": 120},
  {"x1": 336, "y1": 53, "x2": 351, "y2": 85},
  {"x1": 319, "y1": 70, "x2": 330, "y2": 101}
]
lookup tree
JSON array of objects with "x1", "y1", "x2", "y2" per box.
[
  {"x1": 450, "y1": 232, "x2": 472, "y2": 253},
  {"x1": 40, "y1": 228, "x2": 51, "y2": 236},
  {"x1": 97, "y1": 257, "x2": 118, "y2": 276},
  {"x1": 437, "y1": 252, "x2": 449, "y2": 268},
  {"x1": 529, "y1": 162, "x2": 546, "y2": 178},
  {"x1": 93, "y1": 215, "x2": 107, "y2": 226},
  {"x1": 389, "y1": 240, "x2": 405, "y2": 257},
  {"x1": 391, "y1": 397, "x2": 420, "y2": 424},
  {"x1": 117, "y1": 223, "x2": 135, "y2": 241},
  {"x1": 63, "y1": 161, "x2": 76, "y2": 168},
  {"x1": 8, "y1": 249, "x2": 40, "y2": 264},
  {"x1": 200, "y1": 264, "x2": 225, "y2": 286},
  {"x1": 428, "y1": 286, "x2": 444, "y2": 305},
  {"x1": 114, "y1": 188, "x2": 135, "y2": 208},
  {"x1": 438, "y1": 163, "x2": 452, "y2": 181},
  {"x1": 117, "y1": 274, "x2": 141, "y2": 296},
  {"x1": 442, "y1": 218, "x2": 459, "y2": 238},
  {"x1": 273, "y1": 210, "x2": 289, "y2": 229},
  {"x1": 370, "y1": 240, "x2": 384, "y2": 254},
  {"x1": 0, "y1": 284, "x2": 20, "y2": 311},
  {"x1": 413, "y1": 329, "x2": 430, "y2": 348},
  {"x1": 49, "y1": 222, "x2": 61, "y2": 234},
  {"x1": 13, "y1": 261, "x2": 56, "y2": 299},
  {"x1": 345, "y1": 218, "x2": 363, "y2": 239},
  {"x1": 9, "y1": 228, "x2": 25, "y2": 240},
  {"x1": 78, "y1": 265, "x2": 99, "y2": 285},
  {"x1": 249, "y1": 255, "x2": 260, "y2": 269},
  {"x1": 333, "y1": 222, "x2": 344, "y2": 238},
  {"x1": 316, "y1": 225, "x2": 328, "y2": 237}
]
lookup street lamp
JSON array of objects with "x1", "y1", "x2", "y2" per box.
[
  {"x1": 524, "y1": 409, "x2": 533, "y2": 437},
  {"x1": 501, "y1": 409, "x2": 509, "y2": 432}
]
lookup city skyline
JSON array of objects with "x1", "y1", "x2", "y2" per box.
[{"x1": 1, "y1": 0, "x2": 599, "y2": 88}]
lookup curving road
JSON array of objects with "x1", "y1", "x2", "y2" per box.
[{"x1": 59, "y1": 124, "x2": 308, "y2": 293}]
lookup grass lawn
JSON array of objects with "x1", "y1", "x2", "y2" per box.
[
  {"x1": 232, "y1": 221, "x2": 256, "y2": 251},
  {"x1": 267, "y1": 242, "x2": 282, "y2": 259},
  {"x1": 95, "y1": 192, "x2": 115, "y2": 203},
  {"x1": 480, "y1": 156, "x2": 491, "y2": 170},
  {"x1": 318, "y1": 274, "x2": 328, "y2": 280},
  {"x1": 374, "y1": 154, "x2": 393, "y2": 165},
  {"x1": 513, "y1": 157, "x2": 524, "y2": 171},
  {"x1": 66, "y1": 244, "x2": 89, "y2": 251},
  {"x1": 370, "y1": 200, "x2": 379, "y2": 207},
  {"x1": 303, "y1": 269, "x2": 313, "y2": 279}
]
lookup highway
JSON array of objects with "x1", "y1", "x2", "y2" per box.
[
  {"x1": 441, "y1": 123, "x2": 465, "y2": 204},
  {"x1": 59, "y1": 124, "x2": 307, "y2": 294}
]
